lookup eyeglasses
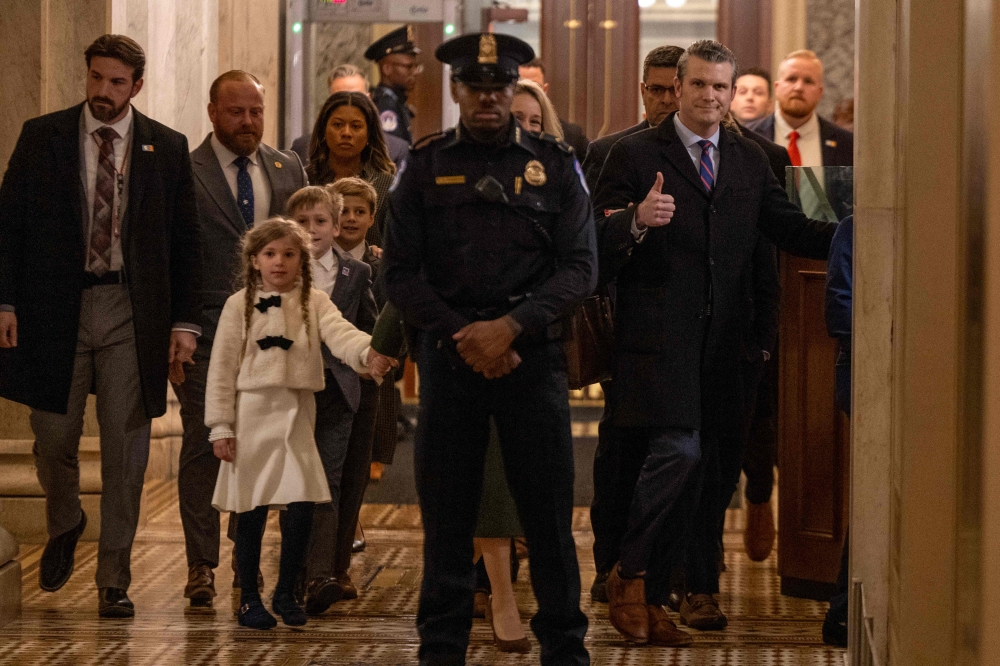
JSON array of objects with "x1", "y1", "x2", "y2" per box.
[{"x1": 642, "y1": 84, "x2": 674, "y2": 97}]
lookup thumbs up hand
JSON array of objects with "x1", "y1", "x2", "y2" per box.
[{"x1": 635, "y1": 171, "x2": 675, "y2": 229}]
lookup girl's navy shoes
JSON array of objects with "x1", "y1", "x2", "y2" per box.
[{"x1": 238, "y1": 597, "x2": 278, "y2": 630}]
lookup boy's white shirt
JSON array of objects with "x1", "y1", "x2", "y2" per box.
[
  {"x1": 203, "y1": 287, "x2": 373, "y2": 441},
  {"x1": 312, "y1": 247, "x2": 339, "y2": 296}
]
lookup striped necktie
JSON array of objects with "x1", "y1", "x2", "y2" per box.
[
  {"x1": 89, "y1": 126, "x2": 119, "y2": 276},
  {"x1": 697, "y1": 139, "x2": 715, "y2": 193}
]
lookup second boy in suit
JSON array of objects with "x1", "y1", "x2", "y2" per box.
[{"x1": 177, "y1": 70, "x2": 308, "y2": 606}]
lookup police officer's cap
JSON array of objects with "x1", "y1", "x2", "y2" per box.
[
  {"x1": 364, "y1": 25, "x2": 420, "y2": 61},
  {"x1": 436, "y1": 33, "x2": 535, "y2": 86}
]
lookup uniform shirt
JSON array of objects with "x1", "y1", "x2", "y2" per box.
[
  {"x1": 81, "y1": 103, "x2": 133, "y2": 272},
  {"x1": 210, "y1": 133, "x2": 271, "y2": 225},
  {"x1": 384, "y1": 120, "x2": 597, "y2": 340},
  {"x1": 371, "y1": 84, "x2": 412, "y2": 143}
]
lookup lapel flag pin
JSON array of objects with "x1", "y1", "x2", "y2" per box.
[
  {"x1": 824, "y1": 139, "x2": 837, "y2": 148},
  {"x1": 274, "y1": 161, "x2": 283, "y2": 169},
  {"x1": 142, "y1": 144, "x2": 155, "y2": 152}
]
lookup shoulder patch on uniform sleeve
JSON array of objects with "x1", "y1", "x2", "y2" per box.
[
  {"x1": 574, "y1": 158, "x2": 590, "y2": 196},
  {"x1": 380, "y1": 110, "x2": 399, "y2": 133},
  {"x1": 389, "y1": 159, "x2": 407, "y2": 193}
]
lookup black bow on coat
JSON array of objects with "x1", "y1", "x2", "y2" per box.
[
  {"x1": 256, "y1": 336, "x2": 294, "y2": 351},
  {"x1": 255, "y1": 295, "x2": 282, "y2": 313}
]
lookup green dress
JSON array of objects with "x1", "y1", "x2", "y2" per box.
[{"x1": 474, "y1": 417, "x2": 523, "y2": 538}]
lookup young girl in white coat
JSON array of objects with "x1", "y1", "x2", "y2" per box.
[{"x1": 205, "y1": 218, "x2": 394, "y2": 630}]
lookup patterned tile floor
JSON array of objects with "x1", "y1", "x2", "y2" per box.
[{"x1": 3, "y1": 480, "x2": 845, "y2": 665}]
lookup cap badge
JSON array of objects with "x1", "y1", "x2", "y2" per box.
[
  {"x1": 524, "y1": 160, "x2": 547, "y2": 187},
  {"x1": 407, "y1": 25, "x2": 415, "y2": 42},
  {"x1": 478, "y1": 34, "x2": 498, "y2": 65}
]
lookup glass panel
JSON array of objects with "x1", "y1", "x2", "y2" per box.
[{"x1": 785, "y1": 166, "x2": 855, "y2": 223}]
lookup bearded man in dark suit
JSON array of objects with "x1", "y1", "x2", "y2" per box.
[
  {"x1": 0, "y1": 34, "x2": 201, "y2": 618},
  {"x1": 593, "y1": 40, "x2": 837, "y2": 643}
]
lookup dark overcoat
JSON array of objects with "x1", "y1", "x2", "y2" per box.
[
  {"x1": 0, "y1": 103, "x2": 201, "y2": 418},
  {"x1": 593, "y1": 113, "x2": 835, "y2": 430}
]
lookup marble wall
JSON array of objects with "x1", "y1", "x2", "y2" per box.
[
  {"x1": 806, "y1": 0, "x2": 854, "y2": 120},
  {"x1": 218, "y1": 0, "x2": 281, "y2": 147},
  {"x1": 312, "y1": 22, "x2": 374, "y2": 125}
]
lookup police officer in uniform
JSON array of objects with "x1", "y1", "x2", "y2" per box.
[
  {"x1": 365, "y1": 25, "x2": 421, "y2": 144},
  {"x1": 384, "y1": 33, "x2": 595, "y2": 666}
]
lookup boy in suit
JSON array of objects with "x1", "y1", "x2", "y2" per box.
[{"x1": 287, "y1": 186, "x2": 378, "y2": 614}]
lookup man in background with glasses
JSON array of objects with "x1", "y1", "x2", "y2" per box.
[{"x1": 365, "y1": 25, "x2": 423, "y2": 144}]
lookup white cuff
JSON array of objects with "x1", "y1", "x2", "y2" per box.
[
  {"x1": 631, "y1": 212, "x2": 648, "y2": 243},
  {"x1": 208, "y1": 426, "x2": 235, "y2": 442}
]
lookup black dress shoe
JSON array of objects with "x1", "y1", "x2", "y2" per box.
[
  {"x1": 590, "y1": 570, "x2": 609, "y2": 603},
  {"x1": 238, "y1": 597, "x2": 277, "y2": 630},
  {"x1": 272, "y1": 592, "x2": 308, "y2": 626},
  {"x1": 305, "y1": 577, "x2": 342, "y2": 615},
  {"x1": 666, "y1": 588, "x2": 684, "y2": 613},
  {"x1": 40, "y1": 511, "x2": 87, "y2": 592},
  {"x1": 98, "y1": 587, "x2": 135, "y2": 618}
]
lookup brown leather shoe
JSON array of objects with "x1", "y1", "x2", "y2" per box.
[
  {"x1": 485, "y1": 594, "x2": 531, "y2": 653},
  {"x1": 679, "y1": 593, "x2": 728, "y2": 630},
  {"x1": 336, "y1": 571, "x2": 358, "y2": 600},
  {"x1": 184, "y1": 564, "x2": 216, "y2": 607},
  {"x1": 606, "y1": 564, "x2": 649, "y2": 644},
  {"x1": 744, "y1": 499, "x2": 776, "y2": 562},
  {"x1": 648, "y1": 604, "x2": 692, "y2": 646}
]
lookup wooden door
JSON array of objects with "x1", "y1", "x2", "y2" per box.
[{"x1": 777, "y1": 255, "x2": 850, "y2": 600}]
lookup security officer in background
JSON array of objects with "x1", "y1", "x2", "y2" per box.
[
  {"x1": 365, "y1": 25, "x2": 421, "y2": 144},
  {"x1": 384, "y1": 33, "x2": 595, "y2": 666}
]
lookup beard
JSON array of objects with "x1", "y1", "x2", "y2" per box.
[
  {"x1": 780, "y1": 96, "x2": 815, "y2": 119},
  {"x1": 88, "y1": 96, "x2": 130, "y2": 123},
  {"x1": 216, "y1": 126, "x2": 262, "y2": 157}
]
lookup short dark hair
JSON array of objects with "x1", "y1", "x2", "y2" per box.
[
  {"x1": 677, "y1": 40, "x2": 738, "y2": 86},
  {"x1": 522, "y1": 57, "x2": 544, "y2": 74},
  {"x1": 84, "y1": 34, "x2": 146, "y2": 82},
  {"x1": 209, "y1": 70, "x2": 263, "y2": 104},
  {"x1": 739, "y1": 66, "x2": 771, "y2": 87},
  {"x1": 642, "y1": 45, "x2": 684, "y2": 82}
]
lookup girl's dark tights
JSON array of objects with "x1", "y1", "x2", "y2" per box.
[{"x1": 234, "y1": 502, "x2": 314, "y2": 605}]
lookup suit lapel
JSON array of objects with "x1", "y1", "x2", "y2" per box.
[
  {"x1": 329, "y1": 247, "x2": 351, "y2": 307},
  {"x1": 657, "y1": 117, "x2": 710, "y2": 199},
  {"x1": 258, "y1": 144, "x2": 286, "y2": 216},
  {"x1": 52, "y1": 104, "x2": 85, "y2": 230},
  {"x1": 191, "y1": 134, "x2": 247, "y2": 234},
  {"x1": 123, "y1": 110, "x2": 152, "y2": 237},
  {"x1": 818, "y1": 117, "x2": 836, "y2": 166},
  {"x1": 711, "y1": 128, "x2": 738, "y2": 199}
]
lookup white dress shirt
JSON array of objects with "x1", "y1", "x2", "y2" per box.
[
  {"x1": 81, "y1": 103, "x2": 133, "y2": 271},
  {"x1": 210, "y1": 133, "x2": 271, "y2": 224},
  {"x1": 632, "y1": 115, "x2": 721, "y2": 242},
  {"x1": 773, "y1": 109, "x2": 823, "y2": 167},
  {"x1": 344, "y1": 241, "x2": 367, "y2": 263},
  {"x1": 312, "y1": 247, "x2": 340, "y2": 297}
]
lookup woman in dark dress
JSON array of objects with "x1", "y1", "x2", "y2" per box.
[{"x1": 305, "y1": 91, "x2": 400, "y2": 587}]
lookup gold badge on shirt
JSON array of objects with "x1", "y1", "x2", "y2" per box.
[{"x1": 524, "y1": 160, "x2": 547, "y2": 187}]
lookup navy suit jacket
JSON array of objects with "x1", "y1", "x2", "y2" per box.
[{"x1": 745, "y1": 112, "x2": 854, "y2": 167}]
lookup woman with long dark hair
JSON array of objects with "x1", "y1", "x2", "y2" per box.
[{"x1": 306, "y1": 91, "x2": 395, "y2": 244}]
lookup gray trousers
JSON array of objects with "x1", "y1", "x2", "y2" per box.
[
  {"x1": 172, "y1": 339, "x2": 225, "y2": 568},
  {"x1": 306, "y1": 375, "x2": 378, "y2": 579},
  {"x1": 30, "y1": 284, "x2": 151, "y2": 591}
]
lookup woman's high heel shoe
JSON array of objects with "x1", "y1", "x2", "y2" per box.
[{"x1": 485, "y1": 594, "x2": 531, "y2": 653}]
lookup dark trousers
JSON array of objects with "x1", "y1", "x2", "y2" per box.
[
  {"x1": 306, "y1": 374, "x2": 378, "y2": 580},
  {"x1": 590, "y1": 418, "x2": 650, "y2": 575},
  {"x1": 173, "y1": 339, "x2": 224, "y2": 569},
  {"x1": 616, "y1": 427, "x2": 701, "y2": 605},
  {"x1": 742, "y1": 360, "x2": 777, "y2": 505},
  {"x1": 414, "y1": 337, "x2": 588, "y2": 666}
]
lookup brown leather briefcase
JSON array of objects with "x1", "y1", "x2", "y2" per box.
[{"x1": 562, "y1": 293, "x2": 615, "y2": 390}]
